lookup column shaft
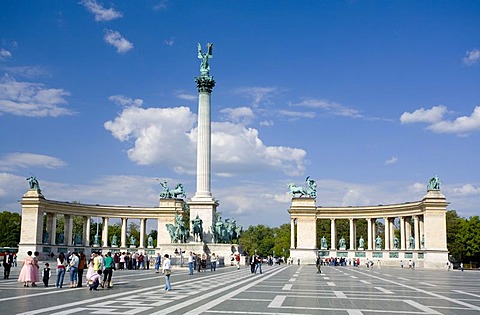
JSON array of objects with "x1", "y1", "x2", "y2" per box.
[
  {"x1": 140, "y1": 219, "x2": 146, "y2": 248},
  {"x1": 330, "y1": 219, "x2": 336, "y2": 250},
  {"x1": 413, "y1": 216, "x2": 420, "y2": 250},
  {"x1": 384, "y1": 217, "x2": 390, "y2": 250},
  {"x1": 102, "y1": 217, "x2": 109, "y2": 247},
  {"x1": 121, "y1": 218, "x2": 127, "y2": 248},
  {"x1": 400, "y1": 217, "x2": 406, "y2": 250},
  {"x1": 367, "y1": 218, "x2": 372, "y2": 250},
  {"x1": 349, "y1": 219, "x2": 355, "y2": 250},
  {"x1": 84, "y1": 216, "x2": 91, "y2": 246},
  {"x1": 290, "y1": 219, "x2": 295, "y2": 249}
]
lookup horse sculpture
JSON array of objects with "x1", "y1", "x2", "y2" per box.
[
  {"x1": 170, "y1": 183, "x2": 186, "y2": 199},
  {"x1": 166, "y1": 223, "x2": 177, "y2": 243},
  {"x1": 288, "y1": 176, "x2": 317, "y2": 198}
]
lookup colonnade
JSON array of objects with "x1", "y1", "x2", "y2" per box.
[
  {"x1": 18, "y1": 189, "x2": 184, "y2": 257},
  {"x1": 43, "y1": 213, "x2": 157, "y2": 249},
  {"x1": 290, "y1": 215, "x2": 424, "y2": 251},
  {"x1": 288, "y1": 189, "x2": 449, "y2": 268}
]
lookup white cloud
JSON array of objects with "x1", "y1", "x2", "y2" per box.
[
  {"x1": 175, "y1": 93, "x2": 197, "y2": 101},
  {"x1": 164, "y1": 38, "x2": 175, "y2": 46},
  {"x1": 277, "y1": 109, "x2": 316, "y2": 119},
  {"x1": 260, "y1": 120, "x2": 274, "y2": 127},
  {"x1": 0, "y1": 48, "x2": 12, "y2": 61},
  {"x1": 291, "y1": 98, "x2": 363, "y2": 118},
  {"x1": 341, "y1": 189, "x2": 371, "y2": 206},
  {"x1": 0, "y1": 74, "x2": 73, "y2": 117},
  {"x1": 220, "y1": 107, "x2": 255, "y2": 123},
  {"x1": 1, "y1": 66, "x2": 50, "y2": 79},
  {"x1": 104, "y1": 105, "x2": 306, "y2": 177},
  {"x1": 385, "y1": 156, "x2": 398, "y2": 165},
  {"x1": 0, "y1": 153, "x2": 66, "y2": 171},
  {"x1": 427, "y1": 106, "x2": 480, "y2": 134},
  {"x1": 400, "y1": 105, "x2": 447, "y2": 124},
  {"x1": 153, "y1": 0, "x2": 168, "y2": 11},
  {"x1": 449, "y1": 184, "x2": 480, "y2": 196},
  {"x1": 109, "y1": 95, "x2": 143, "y2": 107},
  {"x1": 235, "y1": 87, "x2": 277, "y2": 107},
  {"x1": 103, "y1": 29, "x2": 133, "y2": 54},
  {"x1": 80, "y1": 0, "x2": 123, "y2": 21},
  {"x1": 463, "y1": 49, "x2": 480, "y2": 66}
]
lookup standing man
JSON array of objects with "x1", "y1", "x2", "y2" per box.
[
  {"x1": 3, "y1": 251, "x2": 13, "y2": 279},
  {"x1": 162, "y1": 254, "x2": 172, "y2": 291},
  {"x1": 103, "y1": 252, "x2": 114, "y2": 288},
  {"x1": 316, "y1": 256, "x2": 322, "y2": 273},
  {"x1": 188, "y1": 252, "x2": 194, "y2": 275}
]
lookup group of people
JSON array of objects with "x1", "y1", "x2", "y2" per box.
[
  {"x1": 117, "y1": 252, "x2": 151, "y2": 270},
  {"x1": 186, "y1": 252, "x2": 218, "y2": 275}
]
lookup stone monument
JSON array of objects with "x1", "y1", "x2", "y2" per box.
[{"x1": 188, "y1": 42, "x2": 218, "y2": 243}]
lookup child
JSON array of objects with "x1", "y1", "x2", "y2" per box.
[
  {"x1": 42, "y1": 263, "x2": 51, "y2": 287},
  {"x1": 88, "y1": 269, "x2": 102, "y2": 291}
]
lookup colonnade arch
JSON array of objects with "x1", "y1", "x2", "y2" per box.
[{"x1": 289, "y1": 189, "x2": 448, "y2": 269}]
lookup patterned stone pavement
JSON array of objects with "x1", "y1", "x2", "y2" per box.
[{"x1": 1, "y1": 263, "x2": 480, "y2": 314}]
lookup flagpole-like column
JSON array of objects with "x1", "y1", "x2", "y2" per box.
[{"x1": 189, "y1": 42, "x2": 218, "y2": 243}]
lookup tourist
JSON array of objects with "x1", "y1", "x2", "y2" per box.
[
  {"x1": 119, "y1": 252, "x2": 125, "y2": 270},
  {"x1": 400, "y1": 260, "x2": 404, "y2": 268},
  {"x1": 3, "y1": 251, "x2": 13, "y2": 279},
  {"x1": 460, "y1": 262, "x2": 464, "y2": 271},
  {"x1": 93, "y1": 252, "x2": 101, "y2": 273},
  {"x1": 137, "y1": 252, "x2": 144, "y2": 269},
  {"x1": 55, "y1": 252, "x2": 67, "y2": 288},
  {"x1": 85, "y1": 258, "x2": 94, "y2": 283},
  {"x1": 155, "y1": 253, "x2": 161, "y2": 273},
  {"x1": 254, "y1": 255, "x2": 263, "y2": 274},
  {"x1": 18, "y1": 251, "x2": 36, "y2": 287},
  {"x1": 42, "y1": 263, "x2": 51, "y2": 287},
  {"x1": 210, "y1": 253, "x2": 217, "y2": 272},
  {"x1": 69, "y1": 252, "x2": 79, "y2": 288},
  {"x1": 196, "y1": 254, "x2": 202, "y2": 273},
  {"x1": 316, "y1": 256, "x2": 322, "y2": 273},
  {"x1": 32, "y1": 251, "x2": 40, "y2": 286},
  {"x1": 77, "y1": 251, "x2": 86, "y2": 287},
  {"x1": 162, "y1": 254, "x2": 172, "y2": 291},
  {"x1": 201, "y1": 254, "x2": 207, "y2": 271},
  {"x1": 145, "y1": 253, "x2": 150, "y2": 270},
  {"x1": 235, "y1": 252, "x2": 241, "y2": 270},
  {"x1": 103, "y1": 252, "x2": 114, "y2": 288},
  {"x1": 187, "y1": 252, "x2": 194, "y2": 275},
  {"x1": 113, "y1": 252, "x2": 120, "y2": 270},
  {"x1": 88, "y1": 269, "x2": 102, "y2": 291},
  {"x1": 132, "y1": 252, "x2": 138, "y2": 270}
]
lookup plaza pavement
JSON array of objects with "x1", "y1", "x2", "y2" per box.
[{"x1": 1, "y1": 263, "x2": 480, "y2": 314}]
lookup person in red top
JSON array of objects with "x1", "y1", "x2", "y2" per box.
[{"x1": 235, "y1": 253, "x2": 241, "y2": 269}]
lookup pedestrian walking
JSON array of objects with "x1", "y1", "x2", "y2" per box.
[
  {"x1": 162, "y1": 254, "x2": 172, "y2": 291},
  {"x1": 3, "y1": 251, "x2": 13, "y2": 279},
  {"x1": 18, "y1": 251, "x2": 37, "y2": 287}
]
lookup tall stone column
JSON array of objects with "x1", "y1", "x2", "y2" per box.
[
  {"x1": 400, "y1": 216, "x2": 406, "y2": 250},
  {"x1": 367, "y1": 218, "x2": 372, "y2": 250},
  {"x1": 84, "y1": 216, "x2": 90, "y2": 246},
  {"x1": 64, "y1": 214, "x2": 73, "y2": 246},
  {"x1": 330, "y1": 219, "x2": 336, "y2": 250},
  {"x1": 290, "y1": 218, "x2": 295, "y2": 249},
  {"x1": 384, "y1": 217, "x2": 390, "y2": 250},
  {"x1": 413, "y1": 215, "x2": 420, "y2": 250},
  {"x1": 189, "y1": 48, "x2": 218, "y2": 243},
  {"x1": 389, "y1": 219, "x2": 395, "y2": 249},
  {"x1": 121, "y1": 218, "x2": 127, "y2": 248},
  {"x1": 140, "y1": 218, "x2": 146, "y2": 248},
  {"x1": 45, "y1": 213, "x2": 55, "y2": 245},
  {"x1": 419, "y1": 215, "x2": 425, "y2": 249},
  {"x1": 102, "y1": 217, "x2": 109, "y2": 247},
  {"x1": 349, "y1": 218, "x2": 355, "y2": 250},
  {"x1": 50, "y1": 214, "x2": 57, "y2": 245}
]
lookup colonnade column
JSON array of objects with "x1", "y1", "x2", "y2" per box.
[
  {"x1": 419, "y1": 216, "x2": 425, "y2": 249},
  {"x1": 102, "y1": 217, "x2": 109, "y2": 247},
  {"x1": 413, "y1": 215, "x2": 420, "y2": 250},
  {"x1": 384, "y1": 217, "x2": 390, "y2": 250},
  {"x1": 140, "y1": 218, "x2": 146, "y2": 248},
  {"x1": 84, "y1": 216, "x2": 90, "y2": 246},
  {"x1": 50, "y1": 214, "x2": 57, "y2": 245},
  {"x1": 121, "y1": 218, "x2": 127, "y2": 248},
  {"x1": 367, "y1": 218, "x2": 372, "y2": 250},
  {"x1": 64, "y1": 214, "x2": 73, "y2": 245},
  {"x1": 330, "y1": 219, "x2": 336, "y2": 250},
  {"x1": 389, "y1": 219, "x2": 395, "y2": 249},
  {"x1": 349, "y1": 218, "x2": 355, "y2": 250},
  {"x1": 400, "y1": 216, "x2": 406, "y2": 250},
  {"x1": 290, "y1": 218, "x2": 295, "y2": 249},
  {"x1": 45, "y1": 213, "x2": 55, "y2": 245}
]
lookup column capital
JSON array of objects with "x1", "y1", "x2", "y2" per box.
[{"x1": 195, "y1": 76, "x2": 215, "y2": 93}]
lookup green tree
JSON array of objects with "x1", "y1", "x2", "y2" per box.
[
  {"x1": 239, "y1": 225, "x2": 274, "y2": 256},
  {"x1": 272, "y1": 224, "x2": 291, "y2": 258},
  {"x1": 0, "y1": 211, "x2": 21, "y2": 247},
  {"x1": 108, "y1": 223, "x2": 122, "y2": 246},
  {"x1": 454, "y1": 216, "x2": 480, "y2": 261},
  {"x1": 149, "y1": 229, "x2": 158, "y2": 247}
]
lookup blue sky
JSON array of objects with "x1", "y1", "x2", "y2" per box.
[{"x1": 1, "y1": 1, "x2": 479, "y2": 230}]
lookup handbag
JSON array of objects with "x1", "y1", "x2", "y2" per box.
[{"x1": 165, "y1": 269, "x2": 171, "y2": 276}]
